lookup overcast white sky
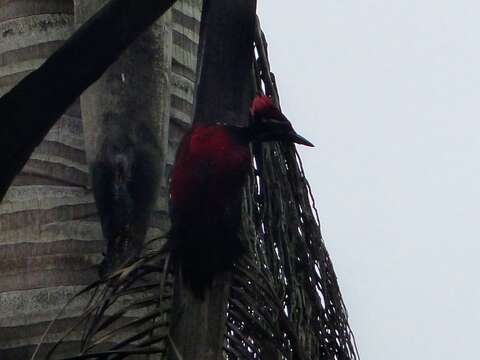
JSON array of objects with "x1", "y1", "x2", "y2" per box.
[{"x1": 259, "y1": 1, "x2": 480, "y2": 359}]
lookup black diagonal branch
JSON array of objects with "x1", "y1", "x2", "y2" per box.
[{"x1": 0, "y1": 0, "x2": 178, "y2": 201}]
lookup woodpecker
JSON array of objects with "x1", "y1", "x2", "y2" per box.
[{"x1": 168, "y1": 95, "x2": 313, "y2": 297}]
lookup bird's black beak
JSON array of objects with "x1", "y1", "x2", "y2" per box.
[
  {"x1": 288, "y1": 131, "x2": 315, "y2": 147},
  {"x1": 256, "y1": 116, "x2": 315, "y2": 147},
  {"x1": 277, "y1": 114, "x2": 314, "y2": 147}
]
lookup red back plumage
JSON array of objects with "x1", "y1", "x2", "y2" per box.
[
  {"x1": 170, "y1": 124, "x2": 251, "y2": 212},
  {"x1": 168, "y1": 124, "x2": 251, "y2": 297}
]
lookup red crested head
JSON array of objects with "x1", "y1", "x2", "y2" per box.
[
  {"x1": 248, "y1": 95, "x2": 314, "y2": 147},
  {"x1": 250, "y1": 95, "x2": 283, "y2": 121}
]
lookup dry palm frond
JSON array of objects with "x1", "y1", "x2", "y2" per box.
[
  {"x1": 32, "y1": 240, "x2": 173, "y2": 360},
  {"x1": 221, "y1": 17, "x2": 359, "y2": 360}
]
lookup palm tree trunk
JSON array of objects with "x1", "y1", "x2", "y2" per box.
[
  {"x1": 73, "y1": 0, "x2": 202, "y2": 261},
  {"x1": 0, "y1": 0, "x2": 201, "y2": 358},
  {"x1": 0, "y1": 1, "x2": 98, "y2": 359}
]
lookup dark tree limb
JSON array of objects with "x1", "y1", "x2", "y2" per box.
[
  {"x1": 0, "y1": 0, "x2": 178, "y2": 201},
  {"x1": 193, "y1": 0, "x2": 257, "y2": 127}
]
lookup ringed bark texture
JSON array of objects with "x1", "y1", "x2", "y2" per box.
[
  {"x1": 0, "y1": 1, "x2": 98, "y2": 359},
  {"x1": 0, "y1": 0, "x2": 201, "y2": 358}
]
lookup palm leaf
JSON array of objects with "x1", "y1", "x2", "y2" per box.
[{"x1": 32, "y1": 239, "x2": 172, "y2": 360}]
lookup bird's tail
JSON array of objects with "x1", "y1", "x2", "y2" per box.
[
  {"x1": 168, "y1": 227, "x2": 244, "y2": 299},
  {"x1": 112, "y1": 153, "x2": 134, "y2": 232},
  {"x1": 93, "y1": 154, "x2": 133, "y2": 240},
  {"x1": 93, "y1": 153, "x2": 134, "y2": 277}
]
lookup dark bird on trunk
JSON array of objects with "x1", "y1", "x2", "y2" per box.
[
  {"x1": 168, "y1": 96, "x2": 314, "y2": 297},
  {"x1": 92, "y1": 117, "x2": 161, "y2": 277}
]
